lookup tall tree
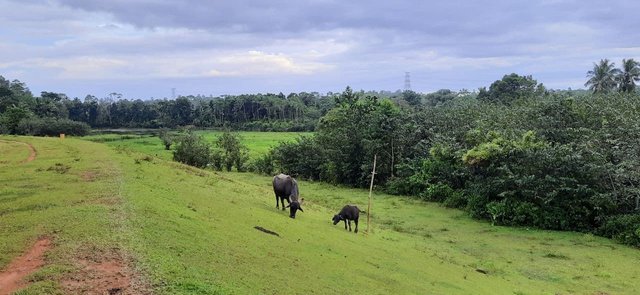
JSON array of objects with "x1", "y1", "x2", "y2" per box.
[
  {"x1": 585, "y1": 59, "x2": 620, "y2": 94},
  {"x1": 477, "y1": 73, "x2": 545, "y2": 104},
  {"x1": 617, "y1": 58, "x2": 640, "y2": 93}
]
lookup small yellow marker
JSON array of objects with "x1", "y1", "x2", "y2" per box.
[{"x1": 60, "y1": 133, "x2": 65, "y2": 139}]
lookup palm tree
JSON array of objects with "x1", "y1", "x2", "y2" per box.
[
  {"x1": 617, "y1": 58, "x2": 640, "y2": 93},
  {"x1": 585, "y1": 59, "x2": 620, "y2": 94}
]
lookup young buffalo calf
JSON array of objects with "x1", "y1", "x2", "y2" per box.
[{"x1": 332, "y1": 205, "x2": 360, "y2": 233}]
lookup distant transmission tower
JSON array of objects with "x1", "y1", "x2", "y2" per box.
[
  {"x1": 404, "y1": 72, "x2": 411, "y2": 91},
  {"x1": 171, "y1": 88, "x2": 176, "y2": 99}
]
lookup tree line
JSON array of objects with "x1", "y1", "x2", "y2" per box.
[
  {"x1": 0, "y1": 73, "x2": 468, "y2": 136},
  {"x1": 0, "y1": 77, "x2": 348, "y2": 134}
]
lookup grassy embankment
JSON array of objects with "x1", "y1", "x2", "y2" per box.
[
  {"x1": 1, "y1": 135, "x2": 639, "y2": 294},
  {"x1": 0, "y1": 136, "x2": 139, "y2": 294}
]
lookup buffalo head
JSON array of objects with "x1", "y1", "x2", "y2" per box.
[
  {"x1": 332, "y1": 214, "x2": 342, "y2": 225},
  {"x1": 286, "y1": 199, "x2": 304, "y2": 218}
]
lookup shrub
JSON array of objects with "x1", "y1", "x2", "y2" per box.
[
  {"x1": 173, "y1": 131, "x2": 212, "y2": 168},
  {"x1": 210, "y1": 149, "x2": 224, "y2": 171},
  {"x1": 384, "y1": 162, "x2": 430, "y2": 196},
  {"x1": 466, "y1": 193, "x2": 490, "y2": 219},
  {"x1": 250, "y1": 151, "x2": 275, "y2": 175},
  {"x1": 215, "y1": 131, "x2": 249, "y2": 172},
  {"x1": 442, "y1": 191, "x2": 467, "y2": 208},
  {"x1": 420, "y1": 183, "x2": 456, "y2": 202},
  {"x1": 271, "y1": 135, "x2": 324, "y2": 180},
  {"x1": 596, "y1": 214, "x2": 640, "y2": 247},
  {"x1": 158, "y1": 128, "x2": 174, "y2": 150}
]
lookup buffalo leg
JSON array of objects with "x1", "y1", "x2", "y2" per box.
[
  {"x1": 281, "y1": 198, "x2": 288, "y2": 211},
  {"x1": 348, "y1": 220, "x2": 352, "y2": 231},
  {"x1": 275, "y1": 196, "x2": 279, "y2": 209},
  {"x1": 354, "y1": 219, "x2": 358, "y2": 233},
  {"x1": 343, "y1": 220, "x2": 347, "y2": 230}
]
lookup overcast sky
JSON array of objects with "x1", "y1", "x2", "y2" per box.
[{"x1": 1, "y1": 0, "x2": 639, "y2": 99}]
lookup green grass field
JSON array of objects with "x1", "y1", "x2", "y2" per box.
[
  {"x1": 1, "y1": 135, "x2": 639, "y2": 294},
  {"x1": 83, "y1": 131, "x2": 311, "y2": 161}
]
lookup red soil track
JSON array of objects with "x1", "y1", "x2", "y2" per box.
[
  {"x1": 0, "y1": 140, "x2": 37, "y2": 164},
  {"x1": 0, "y1": 238, "x2": 52, "y2": 294},
  {"x1": 23, "y1": 142, "x2": 36, "y2": 163}
]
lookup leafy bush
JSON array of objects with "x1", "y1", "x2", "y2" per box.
[
  {"x1": 271, "y1": 135, "x2": 325, "y2": 180},
  {"x1": 158, "y1": 128, "x2": 174, "y2": 150},
  {"x1": 250, "y1": 151, "x2": 275, "y2": 175},
  {"x1": 0, "y1": 106, "x2": 32, "y2": 134},
  {"x1": 384, "y1": 161, "x2": 426, "y2": 196},
  {"x1": 466, "y1": 193, "x2": 490, "y2": 220},
  {"x1": 215, "y1": 131, "x2": 249, "y2": 172},
  {"x1": 420, "y1": 183, "x2": 456, "y2": 202},
  {"x1": 442, "y1": 191, "x2": 467, "y2": 208},
  {"x1": 596, "y1": 214, "x2": 640, "y2": 247},
  {"x1": 173, "y1": 131, "x2": 212, "y2": 168},
  {"x1": 385, "y1": 174, "x2": 428, "y2": 196},
  {"x1": 210, "y1": 149, "x2": 224, "y2": 171}
]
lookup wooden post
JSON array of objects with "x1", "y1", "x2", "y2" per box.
[{"x1": 366, "y1": 154, "x2": 377, "y2": 234}]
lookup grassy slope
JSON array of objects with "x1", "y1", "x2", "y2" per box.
[
  {"x1": 2, "y1": 136, "x2": 640, "y2": 294},
  {"x1": 0, "y1": 140, "x2": 30, "y2": 165},
  {"x1": 0, "y1": 136, "x2": 133, "y2": 294},
  {"x1": 116, "y1": 141, "x2": 639, "y2": 294}
]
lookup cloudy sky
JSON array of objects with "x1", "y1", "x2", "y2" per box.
[{"x1": 1, "y1": 0, "x2": 639, "y2": 99}]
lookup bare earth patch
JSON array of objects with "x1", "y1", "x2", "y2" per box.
[
  {"x1": 24, "y1": 142, "x2": 37, "y2": 163},
  {"x1": 81, "y1": 170, "x2": 99, "y2": 182},
  {"x1": 62, "y1": 249, "x2": 150, "y2": 295},
  {"x1": 0, "y1": 237, "x2": 52, "y2": 294}
]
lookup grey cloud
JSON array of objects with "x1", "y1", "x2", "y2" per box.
[
  {"x1": 3, "y1": 0, "x2": 640, "y2": 98},
  {"x1": 47, "y1": 0, "x2": 640, "y2": 59}
]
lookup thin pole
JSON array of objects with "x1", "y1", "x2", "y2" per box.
[{"x1": 366, "y1": 154, "x2": 377, "y2": 234}]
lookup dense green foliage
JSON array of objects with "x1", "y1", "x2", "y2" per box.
[
  {"x1": 0, "y1": 74, "x2": 431, "y2": 133},
  {"x1": 477, "y1": 74, "x2": 546, "y2": 104},
  {"x1": 0, "y1": 75, "x2": 339, "y2": 132},
  {"x1": 171, "y1": 130, "x2": 249, "y2": 171},
  {"x1": 257, "y1": 87, "x2": 408, "y2": 186},
  {"x1": 172, "y1": 131, "x2": 212, "y2": 168},
  {"x1": 264, "y1": 77, "x2": 640, "y2": 246},
  {"x1": 213, "y1": 131, "x2": 249, "y2": 171}
]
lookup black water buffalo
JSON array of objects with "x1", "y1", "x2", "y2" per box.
[
  {"x1": 332, "y1": 205, "x2": 360, "y2": 233},
  {"x1": 272, "y1": 173, "x2": 304, "y2": 218}
]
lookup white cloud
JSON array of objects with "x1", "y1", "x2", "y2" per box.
[{"x1": 5, "y1": 49, "x2": 333, "y2": 80}]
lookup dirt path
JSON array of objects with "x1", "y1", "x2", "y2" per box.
[
  {"x1": 23, "y1": 142, "x2": 36, "y2": 163},
  {"x1": 0, "y1": 140, "x2": 37, "y2": 164},
  {"x1": 0, "y1": 238, "x2": 52, "y2": 294}
]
